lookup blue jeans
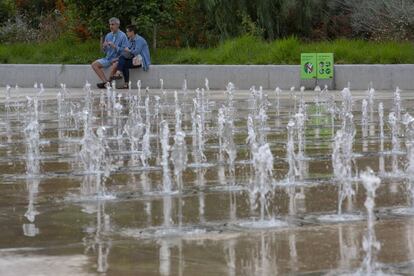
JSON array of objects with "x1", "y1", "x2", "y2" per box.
[{"x1": 117, "y1": 56, "x2": 141, "y2": 83}]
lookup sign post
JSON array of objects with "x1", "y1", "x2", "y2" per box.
[
  {"x1": 316, "y1": 53, "x2": 334, "y2": 79},
  {"x1": 300, "y1": 53, "x2": 317, "y2": 80},
  {"x1": 300, "y1": 53, "x2": 317, "y2": 89},
  {"x1": 300, "y1": 52, "x2": 334, "y2": 89}
]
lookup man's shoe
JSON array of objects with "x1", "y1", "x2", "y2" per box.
[{"x1": 97, "y1": 82, "x2": 106, "y2": 89}]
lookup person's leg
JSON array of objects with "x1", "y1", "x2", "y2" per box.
[
  {"x1": 122, "y1": 58, "x2": 134, "y2": 83},
  {"x1": 116, "y1": 56, "x2": 126, "y2": 75},
  {"x1": 91, "y1": 59, "x2": 108, "y2": 82},
  {"x1": 109, "y1": 61, "x2": 118, "y2": 80}
]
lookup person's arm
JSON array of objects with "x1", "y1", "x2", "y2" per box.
[
  {"x1": 102, "y1": 34, "x2": 110, "y2": 53},
  {"x1": 141, "y1": 43, "x2": 151, "y2": 70},
  {"x1": 116, "y1": 34, "x2": 128, "y2": 56},
  {"x1": 143, "y1": 43, "x2": 151, "y2": 65},
  {"x1": 130, "y1": 38, "x2": 144, "y2": 57}
]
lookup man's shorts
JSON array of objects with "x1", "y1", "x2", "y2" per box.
[{"x1": 96, "y1": 58, "x2": 113, "y2": 68}]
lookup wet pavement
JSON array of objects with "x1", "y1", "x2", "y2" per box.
[{"x1": 1, "y1": 85, "x2": 414, "y2": 275}]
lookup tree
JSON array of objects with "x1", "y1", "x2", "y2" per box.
[
  {"x1": 0, "y1": 0, "x2": 15, "y2": 24},
  {"x1": 338, "y1": 0, "x2": 414, "y2": 40},
  {"x1": 64, "y1": 0, "x2": 176, "y2": 48},
  {"x1": 134, "y1": 0, "x2": 175, "y2": 50},
  {"x1": 199, "y1": 0, "x2": 331, "y2": 40},
  {"x1": 64, "y1": 0, "x2": 140, "y2": 35}
]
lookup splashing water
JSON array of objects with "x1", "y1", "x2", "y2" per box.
[
  {"x1": 332, "y1": 129, "x2": 356, "y2": 215},
  {"x1": 341, "y1": 88, "x2": 353, "y2": 117},
  {"x1": 394, "y1": 87, "x2": 401, "y2": 132},
  {"x1": 80, "y1": 116, "x2": 106, "y2": 174},
  {"x1": 252, "y1": 143, "x2": 274, "y2": 221},
  {"x1": 378, "y1": 103, "x2": 384, "y2": 148},
  {"x1": 286, "y1": 120, "x2": 298, "y2": 184},
  {"x1": 171, "y1": 131, "x2": 188, "y2": 178},
  {"x1": 24, "y1": 96, "x2": 41, "y2": 176},
  {"x1": 160, "y1": 120, "x2": 172, "y2": 193},
  {"x1": 359, "y1": 168, "x2": 381, "y2": 275},
  {"x1": 362, "y1": 99, "x2": 368, "y2": 133},
  {"x1": 141, "y1": 97, "x2": 152, "y2": 167},
  {"x1": 388, "y1": 112, "x2": 400, "y2": 153},
  {"x1": 24, "y1": 120, "x2": 41, "y2": 176},
  {"x1": 222, "y1": 107, "x2": 237, "y2": 170},
  {"x1": 218, "y1": 107, "x2": 226, "y2": 162},
  {"x1": 275, "y1": 87, "x2": 281, "y2": 117}
]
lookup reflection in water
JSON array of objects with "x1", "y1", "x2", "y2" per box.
[
  {"x1": 218, "y1": 165, "x2": 226, "y2": 187},
  {"x1": 225, "y1": 239, "x2": 237, "y2": 276},
  {"x1": 178, "y1": 239, "x2": 184, "y2": 276},
  {"x1": 337, "y1": 224, "x2": 359, "y2": 272},
  {"x1": 24, "y1": 178, "x2": 39, "y2": 222},
  {"x1": 159, "y1": 240, "x2": 171, "y2": 276},
  {"x1": 360, "y1": 169, "x2": 381, "y2": 274},
  {"x1": 141, "y1": 172, "x2": 153, "y2": 225},
  {"x1": 288, "y1": 186, "x2": 297, "y2": 217},
  {"x1": 287, "y1": 186, "x2": 299, "y2": 273},
  {"x1": 23, "y1": 177, "x2": 40, "y2": 237},
  {"x1": 244, "y1": 233, "x2": 278, "y2": 276},
  {"x1": 197, "y1": 169, "x2": 207, "y2": 223},
  {"x1": 82, "y1": 175, "x2": 112, "y2": 273},
  {"x1": 406, "y1": 219, "x2": 414, "y2": 265},
  {"x1": 80, "y1": 174, "x2": 99, "y2": 198},
  {"x1": 289, "y1": 232, "x2": 298, "y2": 273},
  {"x1": 6, "y1": 84, "x2": 414, "y2": 275},
  {"x1": 379, "y1": 155, "x2": 385, "y2": 176},
  {"x1": 171, "y1": 128, "x2": 187, "y2": 228},
  {"x1": 229, "y1": 192, "x2": 237, "y2": 222},
  {"x1": 163, "y1": 195, "x2": 173, "y2": 228},
  {"x1": 23, "y1": 95, "x2": 41, "y2": 237}
]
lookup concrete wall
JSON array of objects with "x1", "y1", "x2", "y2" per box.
[{"x1": 1, "y1": 64, "x2": 414, "y2": 90}]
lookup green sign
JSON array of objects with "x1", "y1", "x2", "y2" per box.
[
  {"x1": 301, "y1": 53, "x2": 317, "y2": 79},
  {"x1": 317, "y1": 53, "x2": 334, "y2": 79}
]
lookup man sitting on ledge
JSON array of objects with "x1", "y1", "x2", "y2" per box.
[
  {"x1": 91, "y1": 17, "x2": 128, "y2": 89},
  {"x1": 110, "y1": 24, "x2": 151, "y2": 89}
]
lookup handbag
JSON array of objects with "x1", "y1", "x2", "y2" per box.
[{"x1": 132, "y1": 54, "x2": 142, "y2": 66}]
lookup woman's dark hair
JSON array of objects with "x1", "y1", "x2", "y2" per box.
[{"x1": 126, "y1": 24, "x2": 137, "y2": 33}]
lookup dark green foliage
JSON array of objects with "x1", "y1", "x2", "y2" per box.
[
  {"x1": 0, "y1": 0, "x2": 15, "y2": 24},
  {"x1": 64, "y1": 0, "x2": 176, "y2": 47},
  {"x1": 198, "y1": 0, "x2": 335, "y2": 41},
  {"x1": 64, "y1": 0, "x2": 141, "y2": 34},
  {"x1": 1, "y1": 0, "x2": 413, "y2": 51}
]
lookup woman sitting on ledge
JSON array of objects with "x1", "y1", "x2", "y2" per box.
[{"x1": 110, "y1": 24, "x2": 151, "y2": 89}]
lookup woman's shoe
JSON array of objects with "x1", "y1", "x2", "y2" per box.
[
  {"x1": 111, "y1": 71, "x2": 123, "y2": 80},
  {"x1": 119, "y1": 83, "x2": 129, "y2": 89}
]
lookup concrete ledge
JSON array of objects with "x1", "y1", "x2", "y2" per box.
[{"x1": 1, "y1": 64, "x2": 414, "y2": 90}]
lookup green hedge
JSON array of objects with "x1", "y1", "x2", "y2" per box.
[{"x1": 1, "y1": 36, "x2": 413, "y2": 65}]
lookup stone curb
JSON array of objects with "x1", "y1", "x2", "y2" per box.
[{"x1": 1, "y1": 64, "x2": 413, "y2": 90}]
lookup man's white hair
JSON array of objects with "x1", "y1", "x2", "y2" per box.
[{"x1": 109, "y1": 17, "x2": 120, "y2": 25}]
